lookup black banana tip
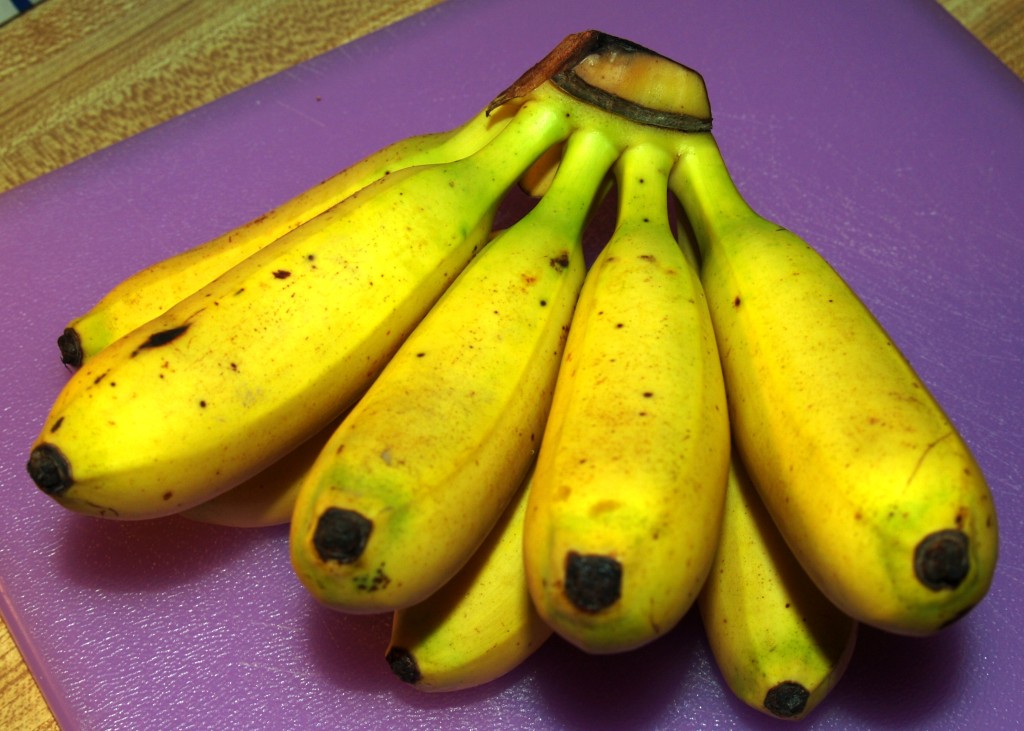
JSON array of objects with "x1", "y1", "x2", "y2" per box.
[
  {"x1": 564, "y1": 551, "x2": 622, "y2": 613},
  {"x1": 26, "y1": 443, "x2": 74, "y2": 495},
  {"x1": 915, "y1": 529, "x2": 970, "y2": 590},
  {"x1": 764, "y1": 681, "x2": 810, "y2": 718},
  {"x1": 312, "y1": 507, "x2": 373, "y2": 564},
  {"x1": 385, "y1": 647, "x2": 421, "y2": 685},
  {"x1": 57, "y1": 328, "x2": 84, "y2": 368}
]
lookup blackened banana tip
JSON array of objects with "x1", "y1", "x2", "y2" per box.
[
  {"x1": 312, "y1": 507, "x2": 373, "y2": 564},
  {"x1": 57, "y1": 328, "x2": 83, "y2": 368},
  {"x1": 26, "y1": 443, "x2": 74, "y2": 495},
  {"x1": 385, "y1": 647, "x2": 421, "y2": 684},
  {"x1": 564, "y1": 551, "x2": 622, "y2": 613},
  {"x1": 764, "y1": 681, "x2": 810, "y2": 718},
  {"x1": 915, "y1": 529, "x2": 970, "y2": 590}
]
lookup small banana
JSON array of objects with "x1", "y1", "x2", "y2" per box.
[
  {"x1": 59, "y1": 108, "x2": 512, "y2": 367},
  {"x1": 26, "y1": 98, "x2": 572, "y2": 520},
  {"x1": 699, "y1": 450, "x2": 858, "y2": 721},
  {"x1": 179, "y1": 416, "x2": 343, "y2": 528},
  {"x1": 289, "y1": 126, "x2": 619, "y2": 613},
  {"x1": 385, "y1": 467, "x2": 552, "y2": 692},
  {"x1": 523, "y1": 142, "x2": 730, "y2": 654},
  {"x1": 669, "y1": 133, "x2": 998, "y2": 635}
]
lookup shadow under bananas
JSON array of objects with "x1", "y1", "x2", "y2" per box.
[
  {"x1": 824, "y1": 622, "x2": 973, "y2": 729},
  {"x1": 529, "y1": 609, "x2": 708, "y2": 730},
  {"x1": 56, "y1": 510, "x2": 287, "y2": 593},
  {"x1": 300, "y1": 599, "x2": 396, "y2": 695}
]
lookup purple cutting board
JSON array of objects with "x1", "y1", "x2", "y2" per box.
[{"x1": 2, "y1": 0, "x2": 1022, "y2": 728}]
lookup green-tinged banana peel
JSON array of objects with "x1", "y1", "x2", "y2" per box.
[
  {"x1": 700, "y1": 451, "x2": 857, "y2": 721},
  {"x1": 288, "y1": 126, "x2": 618, "y2": 613},
  {"x1": 385, "y1": 467, "x2": 551, "y2": 692}
]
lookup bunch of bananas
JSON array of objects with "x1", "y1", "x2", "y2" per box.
[{"x1": 26, "y1": 31, "x2": 998, "y2": 721}]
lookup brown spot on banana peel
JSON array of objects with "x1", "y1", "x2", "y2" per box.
[
  {"x1": 312, "y1": 507, "x2": 373, "y2": 564},
  {"x1": 764, "y1": 681, "x2": 811, "y2": 719},
  {"x1": 564, "y1": 551, "x2": 622, "y2": 613},
  {"x1": 130, "y1": 324, "x2": 191, "y2": 357},
  {"x1": 353, "y1": 565, "x2": 391, "y2": 593},
  {"x1": 26, "y1": 443, "x2": 74, "y2": 495}
]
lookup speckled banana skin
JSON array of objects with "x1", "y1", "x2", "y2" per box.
[
  {"x1": 670, "y1": 133, "x2": 998, "y2": 636},
  {"x1": 289, "y1": 125, "x2": 617, "y2": 613},
  {"x1": 61, "y1": 108, "x2": 512, "y2": 366},
  {"x1": 524, "y1": 143, "x2": 730, "y2": 654},
  {"x1": 26, "y1": 99, "x2": 568, "y2": 520}
]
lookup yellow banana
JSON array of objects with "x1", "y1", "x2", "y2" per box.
[
  {"x1": 26, "y1": 98, "x2": 571, "y2": 520},
  {"x1": 179, "y1": 416, "x2": 343, "y2": 528},
  {"x1": 699, "y1": 450, "x2": 858, "y2": 721},
  {"x1": 58, "y1": 108, "x2": 512, "y2": 367},
  {"x1": 385, "y1": 467, "x2": 552, "y2": 692},
  {"x1": 668, "y1": 133, "x2": 998, "y2": 635},
  {"x1": 289, "y1": 125, "x2": 619, "y2": 613},
  {"x1": 523, "y1": 142, "x2": 730, "y2": 654}
]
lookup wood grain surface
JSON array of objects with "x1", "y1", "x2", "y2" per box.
[{"x1": 0, "y1": 0, "x2": 1020, "y2": 727}]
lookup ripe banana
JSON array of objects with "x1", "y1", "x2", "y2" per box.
[
  {"x1": 180, "y1": 415, "x2": 343, "y2": 528},
  {"x1": 699, "y1": 451, "x2": 858, "y2": 721},
  {"x1": 59, "y1": 107, "x2": 512, "y2": 367},
  {"x1": 523, "y1": 142, "x2": 730, "y2": 654},
  {"x1": 669, "y1": 133, "x2": 998, "y2": 635},
  {"x1": 289, "y1": 125, "x2": 619, "y2": 613},
  {"x1": 26, "y1": 98, "x2": 572, "y2": 520},
  {"x1": 385, "y1": 467, "x2": 552, "y2": 692}
]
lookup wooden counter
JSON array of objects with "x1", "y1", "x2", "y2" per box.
[{"x1": 1, "y1": 0, "x2": 1020, "y2": 727}]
